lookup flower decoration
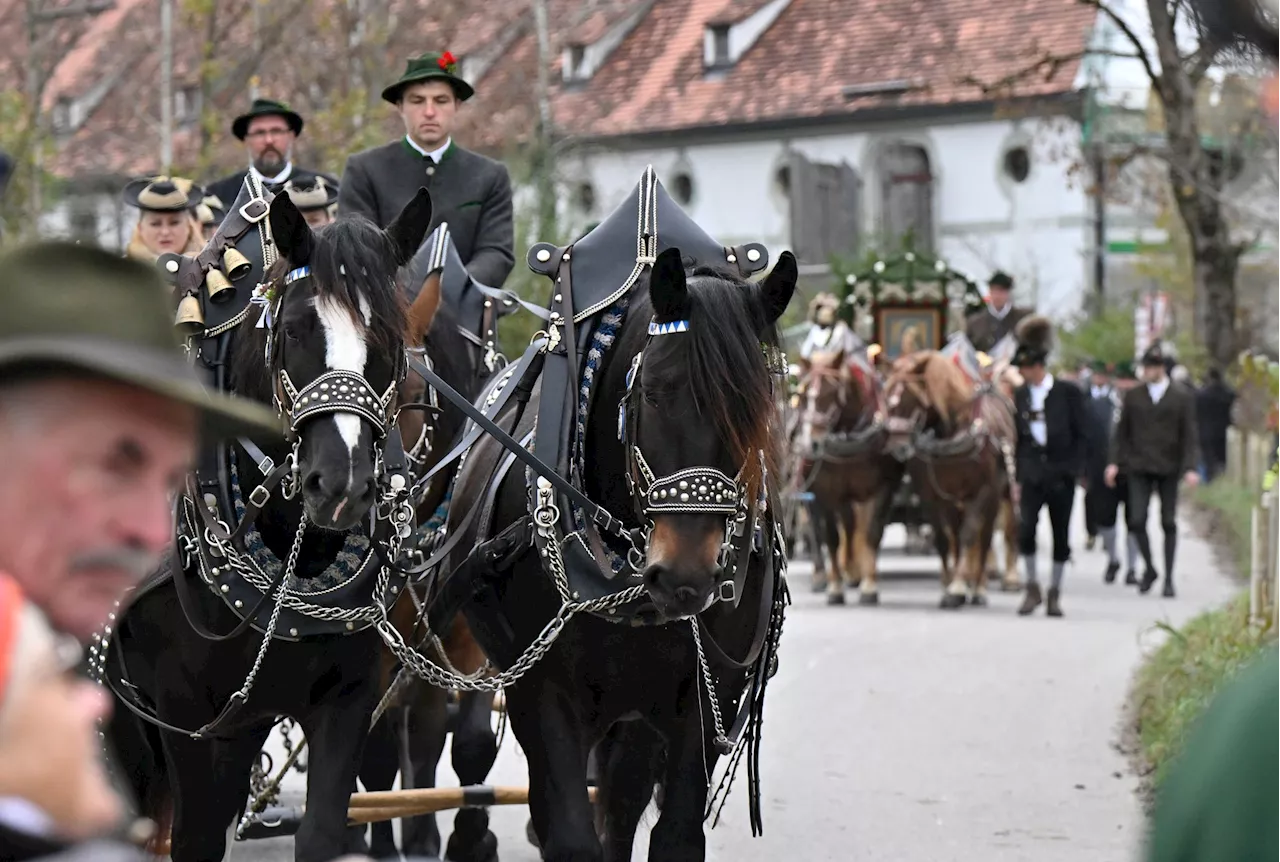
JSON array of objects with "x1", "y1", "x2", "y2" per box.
[{"x1": 439, "y1": 51, "x2": 458, "y2": 74}]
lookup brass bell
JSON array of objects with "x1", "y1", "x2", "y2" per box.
[
  {"x1": 205, "y1": 267, "x2": 235, "y2": 304},
  {"x1": 175, "y1": 291, "x2": 205, "y2": 335},
  {"x1": 222, "y1": 247, "x2": 252, "y2": 281}
]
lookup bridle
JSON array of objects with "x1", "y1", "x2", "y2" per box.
[{"x1": 617, "y1": 317, "x2": 777, "y2": 606}]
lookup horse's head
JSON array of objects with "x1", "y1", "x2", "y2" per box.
[
  {"x1": 883, "y1": 351, "x2": 972, "y2": 459},
  {"x1": 794, "y1": 348, "x2": 872, "y2": 454},
  {"x1": 624, "y1": 247, "x2": 796, "y2": 618},
  {"x1": 256, "y1": 188, "x2": 434, "y2": 529}
]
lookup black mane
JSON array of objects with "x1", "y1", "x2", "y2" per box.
[
  {"x1": 616, "y1": 261, "x2": 783, "y2": 489},
  {"x1": 229, "y1": 217, "x2": 408, "y2": 404}
]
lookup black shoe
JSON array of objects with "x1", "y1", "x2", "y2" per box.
[
  {"x1": 1046, "y1": 587, "x2": 1064, "y2": 617},
  {"x1": 1018, "y1": 583, "x2": 1043, "y2": 616},
  {"x1": 1124, "y1": 569, "x2": 1139, "y2": 586},
  {"x1": 1139, "y1": 569, "x2": 1159, "y2": 594},
  {"x1": 1104, "y1": 561, "x2": 1121, "y2": 584},
  {"x1": 1162, "y1": 579, "x2": 1176, "y2": 599}
]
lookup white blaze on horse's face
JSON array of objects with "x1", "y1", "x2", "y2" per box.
[{"x1": 314, "y1": 293, "x2": 373, "y2": 456}]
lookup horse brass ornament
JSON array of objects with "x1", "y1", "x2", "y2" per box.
[
  {"x1": 204, "y1": 266, "x2": 235, "y2": 303},
  {"x1": 222, "y1": 246, "x2": 252, "y2": 281},
  {"x1": 174, "y1": 290, "x2": 205, "y2": 334}
]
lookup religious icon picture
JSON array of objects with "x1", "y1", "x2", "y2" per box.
[{"x1": 877, "y1": 306, "x2": 942, "y2": 360}]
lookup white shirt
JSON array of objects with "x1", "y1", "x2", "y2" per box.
[
  {"x1": 0, "y1": 797, "x2": 55, "y2": 838},
  {"x1": 249, "y1": 161, "x2": 294, "y2": 186},
  {"x1": 1148, "y1": 377, "x2": 1169, "y2": 404},
  {"x1": 987, "y1": 300, "x2": 1012, "y2": 320},
  {"x1": 1028, "y1": 373, "x2": 1054, "y2": 447},
  {"x1": 1091, "y1": 384, "x2": 1110, "y2": 400},
  {"x1": 404, "y1": 135, "x2": 452, "y2": 163}
]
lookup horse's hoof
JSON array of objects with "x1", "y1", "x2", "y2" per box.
[
  {"x1": 827, "y1": 591, "x2": 846, "y2": 606},
  {"x1": 858, "y1": 591, "x2": 879, "y2": 606},
  {"x1": 969, "y1": 593, "x2": 988, "y2": 607},
  {"x1": 939, "y1": 594, "x2": 965, "y2": 609},
  {"x1": 811, "y1": 577, "x2": 828, "y2": 593},
  {"x1": 446, "y1": 829, "x2": 498, "y2": 862},
  {"x1": 1000, "y1": 580, "x2": 1021, "y2": 593}
]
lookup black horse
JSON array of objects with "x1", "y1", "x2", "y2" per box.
[
  {"x1": 104, "y1": 188, "x2": 443, "y2": 862},
  {"x1": 442, "y1": 246, "x2": 797, "y2": 861}
]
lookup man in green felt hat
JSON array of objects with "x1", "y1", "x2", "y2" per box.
[
  {"x1": 206, "y1": 97, "x2": 338, "y2": 208},
  {"x1": 0, "y1": 241, "x2": 279, "y2": 644},
  {"x1": 339, "y1": 51, "x2": 514, "y2": 290}
]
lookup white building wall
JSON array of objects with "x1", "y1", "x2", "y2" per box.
[{"x1": 563, "y1": 113, "x2": 1095, "y2": 319}]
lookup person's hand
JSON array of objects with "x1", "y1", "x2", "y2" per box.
[
  {"x1": 1105, "y1": 464, "x2": 1119, "y2": 487},
  {"x1": 1183, "y1": 470, "x2": 1200, "y2": 489}
]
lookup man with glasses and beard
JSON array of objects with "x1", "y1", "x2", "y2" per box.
[{"x1": 205, "y1": 98, "x2": 337, "y2": 209}]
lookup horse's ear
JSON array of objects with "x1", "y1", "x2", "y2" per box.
[
  {"x1": 761, "y1": 251, "x2": 798, "y2": 325},
  {"x1": 269, "y1": 191, "x2": 314, "y2": 263},
  {"x1": 649, "y1": 247, "x2": 689, "y2": 323},
  {"x1": 407, "y1": 271, "x2": 443, "y2": 347},
  {"x1": 386, "y1": 187, "x2": 434, "y2": 267}
]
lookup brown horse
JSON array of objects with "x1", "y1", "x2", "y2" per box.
[
  {"x1": 793, "y1": 348, "x2": 903, "y2": 605},
  {"x1": 884, "y1": 351, "x2": 1016, "y2": 608},
  {"x1": 984, "y1": 357, "x2": 1023, "y2": 592},
  {"x1": 355, "y1": 269, "x2": 498, "y2": 861}
]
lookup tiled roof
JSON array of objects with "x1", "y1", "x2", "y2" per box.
[
  {"x1": 29, "y1": 0, "x2": 1096, "y2": 182},
  {"x1": 553, "y1": 0, "x2": 1097, "y2": 138}
]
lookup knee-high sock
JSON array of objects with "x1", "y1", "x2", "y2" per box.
[
  {"x1": 1101, "y1": 526, "x2": 1118, "y2": 563},
  {"x1": 1023, "y1": 555, "x2": 1038, "y2": 586},
  {"x1": 1127, "y1": 532, "x2": 1140, "y2": 569},
  {"x1": 1051, "y1": 560, "x2": 1067, "y2": 590}
]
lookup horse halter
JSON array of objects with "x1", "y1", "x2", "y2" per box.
[
  {"x1": 618, "y1": 318, "x2": 761, "y2": 603},
  {"x1": 266, "y1": 266, "x2": 403, "y2": 445}
]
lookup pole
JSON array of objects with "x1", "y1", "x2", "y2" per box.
[
  {"x1": 160, "y1": 0, "x2": 173, "y2": 171},
  {"x1": 1093, "y1": 140, "x2": 1107, "y2": 314},
  {"x1": 25, "y1": 0, "x2": 43, "y2": 230},
  {"x1": 531, "y1": 0, "x2": 556, "y2": 239}
]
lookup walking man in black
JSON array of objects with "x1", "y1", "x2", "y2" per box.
[
  {"x1": 1011, "y1": 316, "x2": 1089, "y2": 617},
  {"x1": 1106, "y1": 343, "x2": 1200, "y2": 597},
  {"x1": 1195, "y1": 367, "x2": 1236, "y2": 482}
]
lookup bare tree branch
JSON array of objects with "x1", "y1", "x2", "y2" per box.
[
  {"x1": 1182, "y1": 44, "x2": 1217, "y2": 83},
  {"x1": 1078, "y1": 0, "x2": 1163, "y2": 91}
]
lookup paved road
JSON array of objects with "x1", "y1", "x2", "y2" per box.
[{"x1": 237, "y1": 495, "x2": 1236, "y2": 861}]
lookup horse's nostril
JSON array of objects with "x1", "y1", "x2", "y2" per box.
[
  {"x1": 673, "y1": 585, "x2": 700, "y2": 605},
  {"x1": 303, "y1": 471, "x2": 326, "y2": 497}
]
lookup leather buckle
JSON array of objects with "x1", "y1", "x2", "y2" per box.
[
  {"x1": 718, "y1": 580, "x2": 737, "y2": 603},
  {"x1": 240, "y1": 199, "x2": 269, "y2": 223},
  {"x1": 248, "y1": 484, "x2": 271, "y2": 509}
]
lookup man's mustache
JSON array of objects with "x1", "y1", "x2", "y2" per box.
[{"x1": 69, "y1": 547, "x2": 159, "y2": 580}]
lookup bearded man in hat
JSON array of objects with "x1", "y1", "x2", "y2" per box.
[
  {"x1": 965, "y1": 270, "x2": 1032, "y2": 353},
  {"x1": 1010, "y1": 316, "x2": 1088, "y2": 617},
  {"x1": 1106, "y1": 342, "x2": 1199, "y2": 597},
  {"x1": 339, "y1": 51, "x2": 515, "y2": 290},
  {"x1": 205, "y1": 98, "x2": 337, "y2": 207}
]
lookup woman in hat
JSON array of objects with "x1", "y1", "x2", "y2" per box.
[
  {"x1": 195, "y1": 194, "x2": 226, "y2": 244},
  {"x1": 282, "y1": 175, "x2": 340, "y2": 230},
  {"x1": 121, "y1": 176, "x2": 205, "y2": 262}
]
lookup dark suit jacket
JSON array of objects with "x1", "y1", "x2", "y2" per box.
[
  {"x1": 964, "y1": 305, "x2": 1031, "y2": 353},
  {"x1": 204, "y1": 165, "x2": 336, "y2": 211},
  {"x1": 1013, "y1": 378, "x2": 1088, "y2": 486},
  {"x1": 1111, "y1": 381, "x2": 1199, "y2": 477},
  {"x1": 1195, "y1": 381, "x2": 1236, "y2": 463},
  {"x1": 338, "y1": 139, "x2": 515, "y2": 289},
  {"x1": 1083, "y1": 386, "x2": 1120, "y2": 479}
]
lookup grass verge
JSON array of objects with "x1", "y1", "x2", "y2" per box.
[
  {"x1": 1190, "y1": 480, "x2": 1258, "y2": 579},
  {"x1": 1129, "y1": 594, "x2": 1274, "y2": 804},
  {"x1": 1124, "y1": 478, "x2": 1274, "y2": 812}
]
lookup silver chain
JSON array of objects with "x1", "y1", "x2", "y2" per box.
[{"x1": 690, "y1": 618, "x2": 730, "y2": 751}]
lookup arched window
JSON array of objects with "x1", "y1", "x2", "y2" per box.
[{"x1": 878, "y1": 143, "x2": 934, "y2": 251}]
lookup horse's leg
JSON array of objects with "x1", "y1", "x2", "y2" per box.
[
  {"x1": 296, "y1": 678, "x2": 380, "y2": 862},
  {"x1": 853, "y1": 498, "x2": 880, "y2": 605},
  {"x1": 823, "y1": 506, "x2": 846, "y2": 606},
  {"x1": 1001, "y1": 496, "x2": 1022, "y2": 591},
  {"x1": 355, "y1": 706, "x2": 404, "y2": 858},
  {"x1": 596, "y1": 720, "x2": 664, "y2": 862},
  {"x1": 508, "y1": 680, "x2": 599, "y2": 862},
  {"x1": 646, "y1": 710, "x2": 715, "y2": 862},
  {"x1": 808, "y1": 501, "x2": 828, "y2": 593},
  {"x1": 163, "y1": 724, "x2": 272, "y2": 862},
  {"x1": 400, "y1": 684, "x2": 449, "y2": 859},
  {"x1": 444, "y1": 690, "x2": 500, "y2": 862}
]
